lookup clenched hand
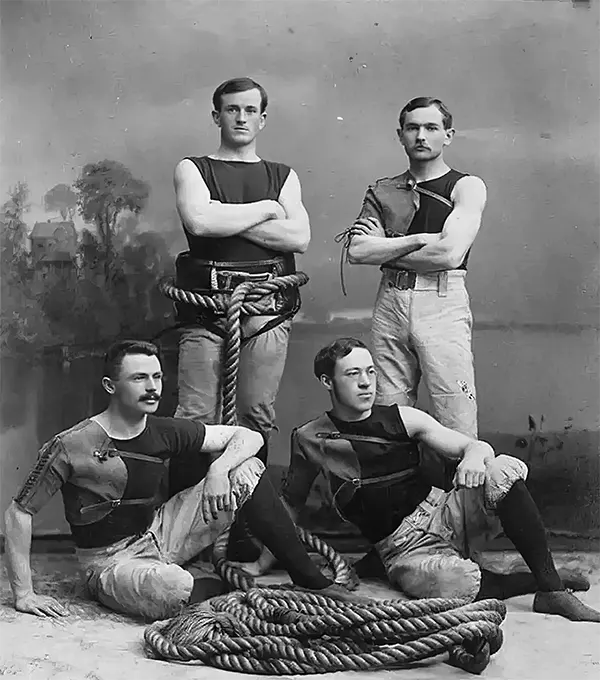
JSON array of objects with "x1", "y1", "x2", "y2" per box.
[
  {"x1": 349, "y1": 216, "x2": 386, "y2": 238},
  {"x1": 453, "y1": 453, "x2": 488, "y2": 489}
]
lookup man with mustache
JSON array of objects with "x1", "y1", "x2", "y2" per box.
[
  {"x1": 343, "y1": 98, "x2": 484, "y2": 485},
  {"x1": 243, "y1": 338, "x2": 600, "y2": 622},
  {"x1": 4, "y1": 340, "x2": 354, "y2": 621}
]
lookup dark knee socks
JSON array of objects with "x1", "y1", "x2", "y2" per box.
[
  {"x1": 226, "y1": 437, "x2": 270, "y2": 562},
  {"x1": 189, "y1": 577, "x2": 229, "y2": 603},
  {"x1": 493, "y1": 480, "x2": 562, "y2": 593},
  {"x1": 238, "y1": 473, "x2": 331, "y2": 590},
  {"x1": 477, "y1": 568, "x2": 541, "y2": 600}
]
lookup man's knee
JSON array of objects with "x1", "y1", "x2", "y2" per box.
[
  {"x1": 97, "y1": 562, "x2": 194, "y2": 621},
  {"x1": 229, "y1": 457, "x2": 266, "y2": 505},
  {"x1": 485, "y1": 454, "x2": 529, "y2": 509},
  {"x1": 389, "y1": 553, "x2": 481, "y2": 601}
]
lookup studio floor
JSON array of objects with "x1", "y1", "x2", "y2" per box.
[{"x1": 1, "y1": 549, "x2": 600, "y2": 680}]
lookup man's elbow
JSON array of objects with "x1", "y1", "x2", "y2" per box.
[
  {"x1": 347, "y1": 240, "x2": 368, "y2": 264},
  {"x1": 442, "y1": 247, "x2": 468, "y2": 270}
]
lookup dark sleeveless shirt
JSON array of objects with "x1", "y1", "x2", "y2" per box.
[
  {"x1": 327, "y1": 405, "x2": 431, "y2": 543},
  {"x1": 407, "y1": 169, "x2": 471, "y2": 269},
  {"x1": 182, "y1": 156, "x2": 294, "y2": 269}
]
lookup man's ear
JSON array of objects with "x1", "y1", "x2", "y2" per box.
[
  {"x1": 319, "y1": 374, "x2": 333, "y2": 392},
  {"x1": 101, "y1": 376, "x2": 115, "y2": 395},
  {"x1": 212, "y1": 110, "x2": 221, "y2": 127},
  {"x1": 258, "y1": 111, "x2": 267, "y2": 131},
  {"x1": 443, "y1": 127, "x2": 455, "y2": 147}
]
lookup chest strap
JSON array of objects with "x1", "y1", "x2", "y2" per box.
[
  {"x1": 92, "y1": 448, "x2": 168, "y2": 464},
  {"x1": 80, "y1": 495, "x2": 159, "y2": 516},
  {"x1": 316, "y1": 432, "x2": 407, "y2": 446}
]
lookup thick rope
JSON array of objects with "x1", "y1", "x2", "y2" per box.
[
  {"x1": 157, "y1": 270, "x2": 506, "y2": 674},
  {"x1": 144, "y1": 588, "x2": 506, "y2": 675},
  {"x1": 212, "y1": 525, "x2": 359, "y2": 591},
  {"x1": 160, "y1": 272, "x2": 308, "y2": 425}
]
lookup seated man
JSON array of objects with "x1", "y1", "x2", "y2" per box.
[
  {"x1": 4, "y1": 340, "x2": 352, "y2": 621},
  {"x1": 245, "y1": 337, "x2": 599, "y2": 622}
]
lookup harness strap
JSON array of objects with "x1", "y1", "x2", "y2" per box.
[
  {"x1": 80, "y1": 496, "x2": 158, "y2": 515},
  {"x1": 92, "y1": 448, "x2": 167, "y2": 465},
  {"x1": 316, "y1": 432, "x2": 412, "y2": 446}
]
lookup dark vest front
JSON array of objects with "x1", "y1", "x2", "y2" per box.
[
  {"x1": 407, "y1": 169, "x2": 470, "y2": 269},
  {"x1": 291, "y1": 406, "x2": 432, "y2": 543},
  {"x1": 182, "y1": 156, "x2": 295, "y2": 270}
]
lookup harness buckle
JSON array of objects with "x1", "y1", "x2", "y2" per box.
[
  {"x1": 93, "y1": 449, "x2": 116, "y2": 463},
  {"x1": 110, "y1": 499, "x2": 121, "y2": 508},
  {"x1": 210, "y1": 268, "x2": 274, "y2": 292}
]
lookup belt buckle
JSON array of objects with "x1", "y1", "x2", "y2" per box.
[
  {"x1": 393, "y1": 270, "x2": 415, "y2": 290},
  {"x1": 211, "y1": 268, "x2": 273, "y2": 292}
]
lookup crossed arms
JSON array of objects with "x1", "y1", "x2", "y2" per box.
[
  {"x1": 347, "y1": 176, "x2": 487, "y2": 272},
  {"x1": 174, "y1": 159, "x2": 311, "y2": 253}
]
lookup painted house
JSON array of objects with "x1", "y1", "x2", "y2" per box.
[{"x1": 30, "y1": 220, "x2": 77, "y2": 280}]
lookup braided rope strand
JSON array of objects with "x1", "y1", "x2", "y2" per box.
[{"x1": 144, "y1": 588, "x2": 506, "y2": 675}]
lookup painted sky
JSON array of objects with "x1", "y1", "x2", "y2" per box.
[{"x1": 1, "y1": 0, "x2": 598, "y2": 324}]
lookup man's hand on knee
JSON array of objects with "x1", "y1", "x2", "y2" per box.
[
  {"x1": 454, "y1": 452, "x2": 487, "y2": 489},
  {"x1": 201, "y1": 470, "x2": 237, "y2": 522},
  {"x1": 15, "y1": 592, "x2": 68, "y2": 618}
]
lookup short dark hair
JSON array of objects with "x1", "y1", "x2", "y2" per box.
[
  {"x1": 212, "y1": 77, "x2": 268, "y2": 113},
  {"x1": 103, "y1": 340, "x2": 160, "y2": 379},
  {"x1": 313, "y1": 337, "x2": 369, "y2": 379},
  {"x1": 399, "y1": 97, "x2": 453, "y2": 130}
]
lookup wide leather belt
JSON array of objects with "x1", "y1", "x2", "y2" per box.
[{"x1": 176, "y1": 253, "x2": 293, "y2": 294}]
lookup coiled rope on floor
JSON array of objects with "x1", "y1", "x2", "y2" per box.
[
  {"x1": 160, "y1": 272, "x2": 308, "y2": 425},
  {"x1": 144, "y1": 588, "x2": 506, "y2": 675},
  {"x1": 156, "y1": 272, "x2": 507, "y2": 674}
]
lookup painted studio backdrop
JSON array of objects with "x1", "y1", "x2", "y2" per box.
[{"x1": 1, "y1": 0, "x2": 598, "y2": 539}]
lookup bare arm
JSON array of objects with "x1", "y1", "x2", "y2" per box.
[
  {"x1": 174, "y1": 159, "x2": 284, "y2": 237},
  {"x1": 198, "y1": 425, "x2": 265, "y2": 522},
  {"x1": 242, "y1": 170, "x2": 311, "y2": 253},
  {"x1": 202, "y1": 425, "x2": 265, "y2": 475},
  {"x1": 4, "y1": 501, "x2": 68, "y2": 617},
  {"x1": 400, "y1": 406, "x2": 495, "y2": 488},
  {"x1": 347, "y1": 217, "x2": 429, "y2": 265},
  {"x1": 390, "y1": 176, "x2": 487, "y2": 272}
]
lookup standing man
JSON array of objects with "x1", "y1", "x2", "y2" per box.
[
  {"x1": 346, "y1": 97, "x2": 485, "y2": 443},
  {"x1": 170, "y1": 77, "x2": 310, "y2": 500}
]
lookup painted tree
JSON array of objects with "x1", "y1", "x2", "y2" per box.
[
  {"x1": 43, "y1": 183, "x2": 78, "y2": 220},
  {"x1": 74, "y1": 160, "x2": 150, "y2": 283},
  {"x1": 0, "y1": 182, "x2": 50, "y2": 352},
  {"x1": 0, "y1": 181, "x2": 30, "y2": 264}
]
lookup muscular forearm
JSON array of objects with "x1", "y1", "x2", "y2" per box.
[
  {"x1": 182, "y1": 200, "x2": 279, "y2": 238},
  {"x1": 4, "y1": 502, "x2": 35, "y2": 599},
  {"x1": 208, "y1": 430, "x2": 265, "y2": 476},
  {"x1": 391, "y1": 235, "x2": 467, "y2": 272},
  {"x1": 444, "y1": 440, "x2": 495, "y2": 464},
  {"x1": 243, "y1": 219, "x2": 310, "y2": 253},
  {"x1": 348, "y1": 234, "x2": 426, "y2": 265}
]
